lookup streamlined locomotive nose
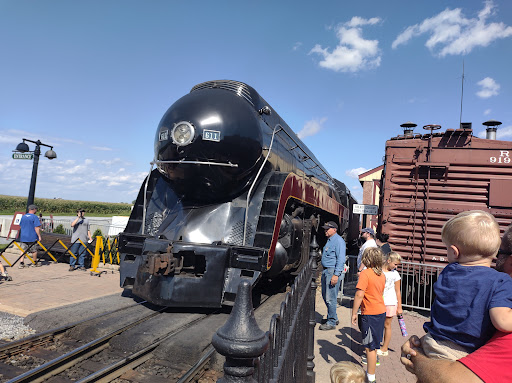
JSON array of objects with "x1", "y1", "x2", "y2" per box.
[{"x1": 154, "y1": 88, "x2": 263, "y2": 202}]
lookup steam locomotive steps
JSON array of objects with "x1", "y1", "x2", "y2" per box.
[{"x1": 253, "y1": 173, "x2": 287, "y2": 249}]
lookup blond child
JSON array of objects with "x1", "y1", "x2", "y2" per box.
[
  {"x1": 330, "y1": 361, "x2": 369, "y2": 383},
  {"x1": 378, "y1": 251, "x2": 402, "y2": 356},
  {"x1": 422, "y1": 210, "x2": 512, "y2": 360},
  {"x1": 351, "y1": 247, "x2": 386, "y2": 383}
]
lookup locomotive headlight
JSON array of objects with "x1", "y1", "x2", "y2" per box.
[{"x1": 171, "y1": 121, "x2": 195, "y2": 146}]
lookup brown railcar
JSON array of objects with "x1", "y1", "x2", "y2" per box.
[{"x1": 379, "y1": 125, "x2": 512, "y2": 267}]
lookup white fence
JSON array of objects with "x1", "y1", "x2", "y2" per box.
[{"x1": 0, "y1": 216, "x2": 129, "y2": 240}]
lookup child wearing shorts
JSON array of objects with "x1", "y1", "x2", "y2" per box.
[
  {"x1": 378, "y1": 251, "x2": 402, "y2": 356},
  {"x1": 352, "y1": 247, "x2": 386, "y2": 383},
  {"x1": 422, "y1": 210, "x2": 512, "y2": 360}
]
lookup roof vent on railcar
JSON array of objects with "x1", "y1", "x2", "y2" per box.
[
  {"x1": 400, "y1": 121, "x2": 417, "y2": 137},
  {"x1": 460, "y1": 122, "x2": 472, "y2": 130},
  {"x1": 483, "y1": 119, "x2": 502, "y2": 140}
]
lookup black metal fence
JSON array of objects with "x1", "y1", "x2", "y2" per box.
[
  {"x1": 213, "y1": 239, "x2": 320, "y2": 383},
  {"x1": 340, "y1": 254, "x2": 443, "y2": 312}
]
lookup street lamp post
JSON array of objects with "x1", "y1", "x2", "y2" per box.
[{"x1": 13, "y1": 139, "x2": 57, "y2": 212}]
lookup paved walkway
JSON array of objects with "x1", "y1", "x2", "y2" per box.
[
  {"x1": 314, "y1": 281, "x2": 428, "y2": 383},
  {"x1": 0, "y1": 248, "x2": 122, "y2": 316}
]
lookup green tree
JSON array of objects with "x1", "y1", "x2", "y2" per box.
[{"x1": 53, "y1": 224, "x2": 66, "y2": 234}]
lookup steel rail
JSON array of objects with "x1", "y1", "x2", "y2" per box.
[
  {"x1": 76, "y1": 294, "x2": 271, "y2": 383},
  {"x1": 75, "y1": 314, "x2": 211, "y2": 383},
  {"x1": 0, "y1": 301, "x2": 146, "y2": 359},
  {"x1": 176, "y1": 346, "x2": 215, "y2": 383},
  {"x1": 6, "y1": 309, "x2": 162, "y2": 383}
]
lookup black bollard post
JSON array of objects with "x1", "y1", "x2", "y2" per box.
[
  {"x1": 307, "y1": 235, "x2": 319, "y2": 382},
  {"x1": 212, "y1": 280, "x2": 269, "y2": 383}
]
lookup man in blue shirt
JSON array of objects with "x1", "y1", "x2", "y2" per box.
[
  {"x1": 319, "y1": 221, "x2": 346, "y2": 330},
  {"x1": 18, "y1": 204, "x2": 42, "y2": 268}
]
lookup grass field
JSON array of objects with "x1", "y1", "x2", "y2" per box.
[{"x1": 0, "y1": 195, "x2": 132, "y2": 216}]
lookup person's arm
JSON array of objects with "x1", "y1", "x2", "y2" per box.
[
  {"x1": 35, "y1": 226, "x2": 41, "y2": 242},
  {"x1": 395, "y1": 279, "x2": 403, "y2": 314},
  {"x1": 331, "y1": 237, "x2": 346, "y2": 285},
  {"x1": 87, "y1": 230, "x2": 92, "y2": 241},
  {"x1": 351, "y1": 289, "x2": 364, "y2": 326},
  {"x1": 401, "y1": 336, "x2": 482, "y2": 383},
  {"x1": 490, "y1": 306, "x2": 512, "y2": 332}
]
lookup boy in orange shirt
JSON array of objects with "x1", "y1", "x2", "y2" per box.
[{"x1": 352, "y1": 247, "x2": 386, "y2": 383}]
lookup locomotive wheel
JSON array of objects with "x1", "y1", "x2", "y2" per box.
[{"x1": 290, "y1": 217, "x2": 313, "y2": 276}]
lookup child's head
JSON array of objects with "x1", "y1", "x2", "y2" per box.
[
  {"x1": 377, "y1": 232, "x2": 389, "y2": 243},
  {"x1": 441, "y1": 210, "x2": 501, "y2": 261},
  {"x1": 385, "y1": 251, "x2": 402, "y2": 270},
  {"x1": 362, "y1": 247, "x2": 384, "y2": 275},
  {"x1": 330, "y1": 361, "x2": 368, "y2": 383}
]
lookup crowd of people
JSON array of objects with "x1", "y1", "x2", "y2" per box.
[{"x1": 323, "y1": 210, "x2": 512, "y2": 383}]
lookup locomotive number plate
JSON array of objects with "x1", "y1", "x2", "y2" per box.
[
  {"x1": 159, "y1": 129, "x2": 169, "y2": 141},
  {"x1": 203, "y1": 129, "x2": 221, "y2": 142}
]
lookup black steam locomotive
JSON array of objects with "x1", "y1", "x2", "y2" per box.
[{"x1": 119, "y1": 80, "x2": 357, "y2": 307}]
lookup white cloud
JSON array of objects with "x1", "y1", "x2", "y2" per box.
[
  {"x1": 0, "y1": 156, "x2": 147, "y2": 202},
  {"x1": 91, "y1": 146, "x2": 113, "y2": 151},
  {"x1": 476, "y1": 77, "x2": 500, "y2": 98},
  {"x1": 484, "y1": 109, "x2": 492, "y2": 115},
  {"x1": 498, "y1": 126, "x2": 512, "y2": 139},
  {"x1": 297, "y1": 117, "x2": 328, "y2": 139},
  {"x1": 309, "y1": 16, "x2": 382, "y2": 73},
  {"x1": 292, "y1": 42, "x2": 303, "y2": 51},
  {"x1": 392, "y1": 1, "x2": 512, "y2": 56},
  {"x1": 346, "y1": 167, "x2": 369, "y2": 179},
  {"x1": 98, "y1": 158, "x2": 123, "y2": 166}
]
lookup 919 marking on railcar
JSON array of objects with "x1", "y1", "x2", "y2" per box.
[
  {"x1": 203, "y1": 129, "x2": 221, "y2": 142},
  {"x1": 490, "y1": 150, "x2": 510, "y2": 164}
]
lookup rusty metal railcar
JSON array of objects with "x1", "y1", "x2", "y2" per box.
[
  {"x1": 378, "y1": 123, "x2": 512, "y2": 308},
  {"x1": 379, "y1": 124, "x2": 512, "y2": 265}
]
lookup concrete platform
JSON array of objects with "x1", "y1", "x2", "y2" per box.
[{"x1": 314, "y1": 282, "x2": 428, "y2": 383}]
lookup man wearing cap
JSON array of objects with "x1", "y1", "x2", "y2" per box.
[
  {"x1": 319, "y1": 221, "x2": 346, "y2": 330},
  {"x1": 357, "y1": 228, "x2": 378, "y2": 274},
  {"x1": 69, "y1": 208, "x2": 92, "y2": 271},
  {"x1": 18, "y1": 204, "x2": 42, "y2": 268}
]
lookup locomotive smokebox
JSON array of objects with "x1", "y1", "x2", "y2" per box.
[{"x1": 154, "y1": 87, "x2": 264, "y2": 202}]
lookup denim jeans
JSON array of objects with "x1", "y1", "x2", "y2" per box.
[
  {"x1": 321, "y1": 268, "x2": 342, "y2": 326},
  {"x1": 70, "y1": 242, "x2": 86, "y2": 268}
]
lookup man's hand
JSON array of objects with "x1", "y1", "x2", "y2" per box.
[
  {"x1": 351, "y1": 313, "x2": 358, "y2": 326},
  {"x1": 330, "y1": 275, "x2": 339, "y2": 286},
  {"x1": 400, "y1": 335, "x2": 422, "y2": 374}
]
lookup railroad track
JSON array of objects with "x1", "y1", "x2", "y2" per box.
[
  {"x1": 0, "y1": 301, "x2": 147, "y2": 361},
  {"x1": 1, "y1": 292, "x2": 281, "y2": 383}
]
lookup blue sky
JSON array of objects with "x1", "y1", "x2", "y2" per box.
[{"x1": 1, "y1": 0, "x2": 511, "y2": 203}]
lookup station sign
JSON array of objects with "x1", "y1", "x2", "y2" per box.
[
  {"x1": 352, "y1": 204, "x2": 378, "y2": 215},
  {"x1": 12, "y1": 152, "x2": 34, "y2": 160}
]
